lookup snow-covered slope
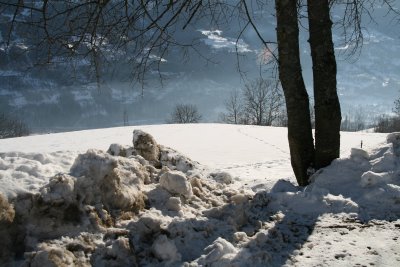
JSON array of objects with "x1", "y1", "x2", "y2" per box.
[
  {"x1": 0, "y1": 124, "x2": 387, "y2": 190},
  {"x1": 1, "y1": 124, "x2": 399, "y2": 266}
]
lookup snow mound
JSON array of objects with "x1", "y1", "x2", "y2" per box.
[
  {"x1": 251, "y1": 134, "x2": 400, "y2": 221},
  {"x1": 1, "y1": 130, "x2": 400, "y2": 266},
  {"x1": 2, "y1": 131, "x2": 265, "y2": 266},
  {"x1": 305, "y1": 134, "x2": 400, "y2": 220}
]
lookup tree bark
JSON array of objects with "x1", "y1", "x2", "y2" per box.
[
  {"x1": 275, "y1": 0, "x2": 315, "y2": 186},
  {"x1": 308, "y1": 0, "x2": 342, "y2": 169}
]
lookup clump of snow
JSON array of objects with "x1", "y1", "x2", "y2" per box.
[
  {"x1": 160, "y1": 146, "x2": 197, "y2": 173},
  {"x1": 107, "y1": 143, "x2": 134, "y2": 157},
  {"x1": 269, "y1": 179, "x2": 298, "y2": 193},
  {"x1": 91, "y1": 236, "x2": 137, "y2": 266},
  {"x1": 152, "y1": 234, "x2": 181, "y2": 262},
  {"x1": 0, "y1": 193, "x2": 16, "y2": 263},
  {"x1": 350, "y1": 147, "x2": 369, "y2": 159},
  {"x1": 360, "y1": 171, "x2": 392, "y2": 187},
  {"x1": 27, "y1": 243, "x2": 78, "y2": 267},
  {"x1": 133, "y1": 129, "x2": 160, "y2": 164},
  {"x1": 210, "y1": 171, "x2": 233, "y2": 184},
  {"x1": 159, "y1": 169, "x2": 193, "y2": 199},
  {"x1": 166, "y1": 196, "x2": 182, "y2": 211},
  {"x1": 0, "y1": 193, "x2": 15, "y2": 223},
  {"x1": 39, "y1": 173, "x2": 76, "y2": 205},
  {"x1": 71, "y1": 149, "x2": 148, "y2": 212},
  {"x1": 196, "y1": 237, "x2": 238, "y2": 266},
  {"x1": 386, "y1": 132, "x2": 400, "y2": 156}
]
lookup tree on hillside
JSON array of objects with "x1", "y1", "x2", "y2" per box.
[
  {"x1": 220, "y1": 89, "x2": 244, "y2": 125},
  {"x1": 341, "y1": 107, "x2": 367, "y2": 132},
  {"x1": 243, "y1": 78, "x2": 284, "y2": 126},
  {"x1": 220, "y1": 79, "x2": 285, "y2": 126},
  {"x1": 168, "y1": 104, "x2": 202, "y2": 124},
  {"x1": 374, "y1": 93, "x2": 400, "y2": 132},
  {"x1": 0, "y1": 113, "x2": 30, "y2": 139},
  {"x1": 394, "y1": 97, "x2": 400, "y2": 116},
  {"x1": 1, "y1": 0, "x2": 397, "y2": 185}
]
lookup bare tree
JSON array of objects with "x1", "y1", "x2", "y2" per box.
[
  {"x1": 374, "y1": 115, "x2": 400, "y2": 133},
  {"x1": 274, "y1": 106, "x2": 288, "y2": 127},
  {"x1": 374, "y1": 94, "x2": 400, "y2": 132},
  {"x1": 341, "y1": 106, "x2": 366, "y2": 132},
  {"x1": 168, "y1": 104, "x2": 202, "y2": 124},
  {"x1": 123, "y1": 108, "x2": 129, "y2": 126},
  {"x1": 276, "y1": 0, "x2": 315, "y2": 185},
  {"x1": 0, "y1": 113, "x2": 30, "y2": 139},
  {"x1": 308, "y1": 0, "x2": 342, "y2": 169},
  {"x1": 393, "y1": 97, "x2": 400, "y2": 116},
  {"x1": 331, "y1": 0, "x2": 399, "y2": 59},
  {"x1": 221, "y1": 81, "x2": 285, "y2": 126},
  {"x1": 220, "y1": 89, "x2": 244, "y2": 125},
  {"x1": 242, "y1": 78, "x2": 284, "y2": 126}
]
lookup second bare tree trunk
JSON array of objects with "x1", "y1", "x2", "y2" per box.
[
  {"x1": 308, "y1": 0, "x2": 342, "y2": 169},
  {"x1": 276, "y1": 0, "x2": 315, "y2": 186}
]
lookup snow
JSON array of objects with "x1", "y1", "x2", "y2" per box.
[
  {"x1": 0, "y1": 123, "x2": 399, "y2": 266},
  {"x1": 159, "y1": 170, "x2": 193, "y2": 199}
]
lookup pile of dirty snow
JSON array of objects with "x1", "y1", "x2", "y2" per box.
[{"x1": 0, "y1": 130, "x2": 399, "y2": 266}]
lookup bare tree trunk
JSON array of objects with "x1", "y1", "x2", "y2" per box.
[
  {"x1": 276, "y1": 0, "x2": 315, "y2": 186},
  {"x1": 308, "y1": 0, "x2": 342, "y2": 169}
]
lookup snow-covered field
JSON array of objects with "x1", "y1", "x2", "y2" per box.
[{"x1": 0, "y1": 124, "x2": 399, "y2": 266}]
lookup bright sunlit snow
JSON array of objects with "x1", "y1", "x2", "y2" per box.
[{"x1": 0, "y1": 124, "x2": 399, "y2": 266}]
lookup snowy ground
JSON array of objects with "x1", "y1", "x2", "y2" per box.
[{"x1": 0, "y1": 124, "x2": 399, "y2": 266}]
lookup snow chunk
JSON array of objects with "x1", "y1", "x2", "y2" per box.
[
  {"x1": 92, "y1": 237, "x2": 137, "y2": 266},
  {"x1": 71, "y1": 149, "x2": 147, "y2": 212},
  {"x1": 387, "y1": 132, "x2": 400, "y2": 156},
  {"x1": 371, "y1": 147, "x2": 396, "y2": 172},
  {"x1": 360, "y1": 171, "x2": 392, "y2": 187},
  {"x1": 159, "y1": 170, "x2": 193, "y2": 198},
  {"x1": 198, "y1": 237, "x2": 238, "y2": 266},
  {"x1": 0, "y1": 193, "x2": 16, "y2": 263},
  {"x1": 270, "y1": 179, "x2": 298, "y2": 193},
  {"x1": 40, "y1": 174, "x2": 76, "y2": 205},
  {"x1": 350, "y1": 148, "x2": 369, "y2": 160},
  {"x1": 107, "y1": 143, "x2": 134, "y2": 157},
  {"x1": 160, "y1": 146, "x2": 196, "y2": 173},
  {"x1": 152, "y1": 235, "x2": 181, "y2": 262},
  {"x1": 210, "y1": 172, "x2": 233, "y2": 184},
  {"x1": 133, "y1": 130, "x2": 160, "y2": 163},
  {"x1": 28, "y1": 244, "x2": 77, "y2": 267},
  {"x1": 166, "y1": 196, "x2": 182, "y2": 211},
  {"x1": 0, "y1": 193, "x2": 15, "y2": 223}
]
